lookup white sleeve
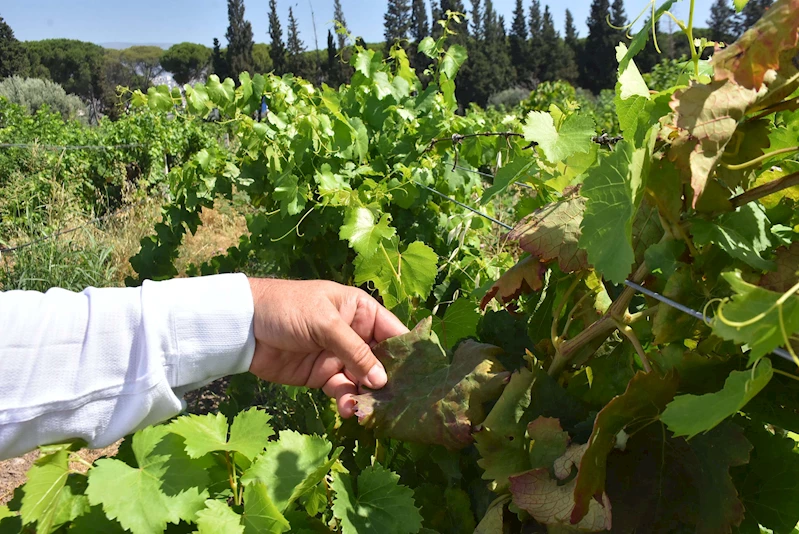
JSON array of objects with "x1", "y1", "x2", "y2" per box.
[{"x1": 0, "y1": 273, "x2": 255, "y2": 460}]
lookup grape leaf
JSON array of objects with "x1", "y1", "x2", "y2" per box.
[
  {"x1": 339, "y1": 207, "x2": 396, "y2": 257},
  {"x1": 661, "y1": 359, "x2": 773, "y2": 439},
  {"x1": 431, "y1": 298, "x2": 480, "y2": 350},
  {"x1": 196, "y1": 499, "x2": 244, "y2": 534},
  {"x1": 240, "y1": 430, "x2": 340, "y2": 512},
  {"x1": 170, "y1": 407, "x2": 274, "y2": 461},
  {"x1": 713, "y1": 271, "x2": 799, "y2": 361},
  {"x1": 669, "y1": 80, "x2": 759, "y2": 206},
  {"x1": 691, "y1": 204, "x2": 775, "y2": 271},
  {"x1": 331, "y1": 465, "x2": 422, "y2": 534},
  {"x1": 414, "y1": 485, "x2": 475, "y2": 533},
  {"x1": 242, "y1": 482, "x2": 290, "y2": 534},
  {"x1": 506, "y1": 195, "x2": 589, "y2": 273},
  {"x1": 687, "y1": 422, "x2": 752, "y2": 534},
  {"x1": 20, "y1": 449, "x2": 70, "y2": 533},
  {"x1": 567, "y1": 341, "x2": 636, "y2": 407},
  {"x1": 273, "y1": 173, "x2": 308, "y2": 216},
  {"x1": 712, "y1": 0, "x2": 799, "y2": 90},
  {"x1": 579, "y1": 139, "x2": 649, "y2": 284},
  {"x1": 526, "y1": 416, "x2": 570, "y2": 470},
  {"x1": 353, "y1": 317, "x2": 509, "y2": 450},
  {"x1": 354, "y1": 238, "x2": 438, "y2": 309},
  {"x1": 759, "y1": 242, "x2": 799, "y2": 292},
  {"x1": 644, "y1": 240, "x2": 685, "y2": 279},
  {"x1": 522, "y1": 111, "x2": 596, "y2": 164},
  {"x1": 572, "y1": 370, "x2": 679, "y2": 524},
  {"x1": 480, "y1": 159, "x2": 537, "y2": 204},
  {"x1": 618, "y1": 0, "x2": 678, "y2": 73},
  {"x1": 86, "y1": 426, "x2": 211, "y2": 534},
  {"x1": 474, "y1": 496, "x2": 509, "y2": 534},
  {"x1": 479, "y1": 256, "x2": 545, "y2": 311},
  {"x1": 652, "y1": 266, "x2": 705, "y2": 345},
  {"x1": 734, "y1": 422, "x2": 799, "y2": 533},
  {"x1": 510, "y1": 444, "x2": 612, "y2": 532}
]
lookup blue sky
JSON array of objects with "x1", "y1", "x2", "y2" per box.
[{"x1": 3, "y1": 0, "x2": 711, "y2": 49}]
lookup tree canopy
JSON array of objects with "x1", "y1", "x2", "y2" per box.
[{"x1": 161, "y1": 43, "x2": 211, "y2": 85}]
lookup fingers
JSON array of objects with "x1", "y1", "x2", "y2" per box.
[
  {"x1": 322, "y1": 316, "x2": 388, "y2": 389},
  {"x1": 322, "y1": 373, "x2": 359, "y2": 418},
  {"x1": 373, "y1": 303, "x2": 410, "y2": 341}
]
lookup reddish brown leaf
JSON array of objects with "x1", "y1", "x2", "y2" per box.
[
  {"x1": 506, "y1": 196, "x2": 589, "y2": 273},
  {"x1": 353, "y1": 317, "x2": 510, "y2": 450},
  {"x1": 479, "y1": 256, "x2": 546, "y2": 311},
  {"x1": 712, "y1": 0, "x2": 799, "y2": 90},
  {"x1": 759, "y1": 242, "x2": 799, "y2": 293}
]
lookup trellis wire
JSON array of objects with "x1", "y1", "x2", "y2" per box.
[
  {"x1": 453, "y1": 165, "x2": 535, "y2": 190},
  {"x1": 0, "y1": 143, "x2": 144, "y2": 151}
]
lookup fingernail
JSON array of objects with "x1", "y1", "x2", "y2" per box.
[{"x1": 365, "y1": 364, "x2": 388, "y2": 389}]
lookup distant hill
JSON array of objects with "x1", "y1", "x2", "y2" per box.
[{"x1": 100, "y1": 42, "x2": 173, "y2": 50}]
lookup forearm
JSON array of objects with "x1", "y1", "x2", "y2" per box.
[{"x1": 0, "y1": 274, "x2": 255, "y2": 460}]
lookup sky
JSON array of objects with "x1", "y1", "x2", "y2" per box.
[{"x1": 2, "y1": 0, "x2": 712, "y2": 49}]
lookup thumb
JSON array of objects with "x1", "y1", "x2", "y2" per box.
[{"x1": 323, "y1": 317, "x2": 388, "y2": 389}]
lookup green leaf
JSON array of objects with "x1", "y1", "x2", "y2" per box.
[
  {"x1": 186, "y1": 84, "x2": 211, "y2": 116},
  {"x1": 440, "y1": 45, "x2": 467, "y2": 80},
  {"x1": 619, "y1": 0, "x2": 678, "y2": 73},
  {"x1": 652, "y1": 266, "x2": 705, "y2": 345},
  {"x1": 526, "y1": 416, "x2": 570, "y2": 470},
  {"x1": 474, "y1": 496, "x2": 509, "y2": 534},
  {"x1": 240, "y1": 431, "x2": 339, "y2": 512},
  {"x1": 354, "y1": 317, "x2": 509, "y2": 450},
  {"x1": 572, "y1": 370, "x2": 679, "y2": 523},
  {"x1": 661, "y1": 359, "x2": 773, "y2": 439},
  {"x1": 414, "y1": 485, "x2": 476, "y2": 533},
  {"x1": 86, "y1": 426, "x2": 211, "y2": 534},
  {"x1": 759, "y1": 241, "x2": 799, "y2": 293},
  {"x1": 713, "y1": 271, "x2": 799, "y2": 361},
  {"x1": 578, "y1": 139, "x2": 648, "y2": 284},
  {"x1": 418, "y1": 37, "x2": 437, "y2": 59},
  {"x1": 206, "y1": 75, "x2": 235, "y2": 107},
  {"x1": 522, "y1": 111, "x2": 595, "y2": 164},
  {"x1": 567, "y1": 341, "x2": 636, "y2": 407},
  {"x1": 242, "y1": 482, "x2": 290, "y2": 534},
  {"x1": 687, "y1": 422, "x2": 752, "y2": 534},
  {"x1": 354, "y1": 239, "x2": 438, "y2": 309},
  {"x1": 147, "y1": 86, "x2": 174, "y2": 113},
  {"x1": 170, "y1": 407, "x2": 274, "y2": 461},
  {"x1": 734, "y1": 421, "x2": 799, "y2": 533},
  {"x1": 480, "y1": 159, "x2": 536, "y2": 204},
  {"x1": 431, "y1": 298, "x2": 480, "y2": 350},
  {"x1": 0, "y1": 506, "x2": 13, "y2": 521},
  {"x1": 692, "y1": 204, "x2": 775, "y2": 271},
  {"x1": 273, "y1": 173, "x2": 308, "y2": 216},
  {"x1": 644, "y1": 239, "x2": 685, "y2": 279},
  {"x1": 734, "y1": 0, "x2": 750, "y2": 10},
  {"x1": 507, "y1": 195, "x2": 589, "y2": 273},
  {"x1": 339, "y1": 207, "x2": 396, "y2": 258},
  {"x1": 331, "y1": 465, "x2": 422, "y2": 534},
  {"x1": 196, "y1": 500, "x2": 244, "y2": 534},
  {"x1": 20, "y1": 449, "x2": 70, "y2": 533}
]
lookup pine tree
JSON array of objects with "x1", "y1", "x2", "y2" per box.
[
  {"x1": 384, "y1": 0, "x2": 412, "y2": 44},
  {"x1": 538, "y1": 5, "x2": 563, "y2": 82},
  {"x1": 410, "y1": 0, "x2": 430, "y2": 42},
  {"x1": 736, "y1": 0, "x2": 772, "y2": 35},
  {"x1": 225, "y1": 0, "x2": 254, "y2": 77},
  {"x1": 211, "y1": 37, "x2": 229, "y2": 78},
  {"x1": 707, "y1": 0, "x2": 737, "y2": 43},
  {"x1": 0, "y1": 17, "x2": 28, "y2": 78},
  {"x1": 580, "y1": 0, "x2": 616, "y2": 92},
  {"x1": 333, "y1": 0, "x2": 349, "y2": 50},
  {"x1": 268, "y1": 0, "x2": 287, "y2": 74},
  {"x1": 528, "y1": 0, "x2": 543, "y2": 81},
  {"x1": 509, "y1": 0, "x2": 529, "y2": 84}
]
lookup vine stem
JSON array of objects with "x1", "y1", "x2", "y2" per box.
[
  {"x1": 551, "y1": 276, "x2": 584, "y2": 349},
  {"x1": 729, "y1": 171, "x2": 799, "y2": 208},
  {"x1": 614, "y1": 318, "x2": 653, "y2": 373},
  {"x1": 548, "y1": 263, "x2": 649, "y2": 377},
  {"x1": 687, "y1": 0, "x2": 699, "y2": 77},
  {"x1": 721, "y1": 146, "x2": 799, "y2": 171},
  {"x1": 627, "y1": 305, "x2": 659, "y2": 324}
]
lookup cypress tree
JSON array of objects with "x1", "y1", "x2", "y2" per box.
[
  {"x1": 211, "y1": 37, "x2": 229, "y2": 78},
  {"x1": 333, "y1": 0, "x2": 349, "y2": 50},
  {"x1": 707, "y1": 0, "x2": 737, "y2": 43},
  {"x1": 610, "y1": 0, "x2": 627, "y2": 47},
  {"x1": 440, "y1": 0, "x2": 468, "y2": 42},
  {"x1": 509, "y1": 0, "x2": 529, "y2": 84},
  {"x1": 326, "y1": 29, "x2": 340, "y2": 85},
  {"x1": 561, "y1": 10, "x2": 580, "y2": 84},
  {"x1": 287, "y1": 7, "x2": 309, "y2": 77},
  {"x1": 580, "y1": 0, "x2": 615, "y2": 92},
  {"x1": 410, "y1": 0, "x2": 430, "y2": 42},
  {"x1": 528, "y1": 0, "x2": 543, "y2": 81},
  {"x1": 736, "y1": 0, "x2": 772, "y2": 36},
  {"x1": 0, "y1": 17, "x2": 28, "y2": 79},
  {"x1": 268, "y1": 0, "x2": 287, "y2": 74},
  {"x1": 384, "y1": 0, "x2": 412, "y2": 44},
  {"x1": 469, "y1": 0, "x2": 482, "y2": 40},
  {"x1": 225, "y1": 0, "x2": 254, "y2": 77},
  {"x1": 538, "y1": 6, "x2": 563, "y2": 82},
  {"x1": 564, "y1": 9, "x2": 578, "y2": 51}
]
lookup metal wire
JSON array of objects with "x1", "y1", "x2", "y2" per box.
[
  {"x1": 417, "y1": 182, "x2": 513, "y2": 230},
  {"x1": 0, "y1": 143, "x2": 144, "y2": 151},
  {"x1": 623, "y1": 280, "x2": 795, "y2": 364},
  {"x1": 453, "y1": 165, "x2": 535, "y2": 190}
]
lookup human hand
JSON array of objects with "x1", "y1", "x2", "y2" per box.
[{"x1": 247, "y1": 278, "x2": 409, "y2": 418}]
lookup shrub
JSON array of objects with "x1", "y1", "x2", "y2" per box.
[
  {"x1": 0, "y1": 76, "x2": 87, "y2": 120},
  {"x1": 487, "y1": 87, "x2": 530, "y2": 110}
]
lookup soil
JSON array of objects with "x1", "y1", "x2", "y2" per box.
[{"x1": 0, "y1": 377, "x2": 231, "y2": 505}]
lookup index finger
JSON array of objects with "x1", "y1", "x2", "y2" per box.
[{"x1": 373, "y1": 304, "x2": 410, "y2": 342}]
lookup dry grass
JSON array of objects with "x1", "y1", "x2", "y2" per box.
[{"x1": 175, "y1": 198, "x2": 249, "y2": 275}]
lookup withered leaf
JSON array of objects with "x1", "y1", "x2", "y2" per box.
[
  {"x1": 759, "y1": 242, "x2": 799, "y2": 293},
  {"x1": 506, "y1": 196, "x2": 589, "y2": 273},
  {"x1": 479, "y1": 256, "x2": 545, "y2": 311},
  {"x1": 353, "y1": 317, "x2": 509, "y2": 450},
  {"x1": 712, "y1": 0, "x2": 799, "y2": 90}
]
